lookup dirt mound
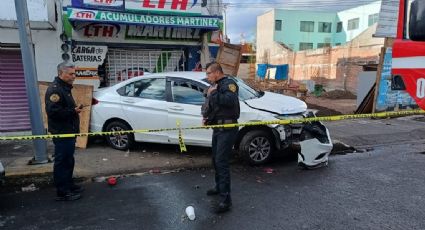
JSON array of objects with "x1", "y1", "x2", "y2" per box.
[{"x1": 321, "y1": 90, "x2": 356, "y2": 99}]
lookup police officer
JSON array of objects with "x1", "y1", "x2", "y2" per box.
[
  {"x1": 202, "y1": 62, "x2": 240, "y2": 213},
  {"x1": 45, "y1": 62, "x2": 83, "y2": 201}
]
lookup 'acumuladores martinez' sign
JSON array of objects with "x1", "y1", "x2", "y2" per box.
[{"x1": 67, "y1": 7, "x2": 219, "y2": 29}]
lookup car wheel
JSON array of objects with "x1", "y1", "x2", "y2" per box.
[
  {"x1": 239, "y1": 130, "x2": 275, "y2": 165},
  {"x1": 105, "y1": 121, "x2": 134, "y2": 151}
]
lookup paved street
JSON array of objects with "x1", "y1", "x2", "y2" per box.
[{"x1": 1, "y1": 141, "x2": 425, "y2": 230}]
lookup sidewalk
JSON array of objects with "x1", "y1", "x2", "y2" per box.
[{"x1": 1, "y1": 139, "x2": 212, "y2": 188}]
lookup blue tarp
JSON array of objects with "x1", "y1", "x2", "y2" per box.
[
  {"x1": 256, "y1": 64, "x2": 289, "y2": 80},
  {"x1": 257, "y1": 64, "x2": 268, "y2": 78}
]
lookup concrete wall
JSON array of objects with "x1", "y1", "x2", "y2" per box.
[{"x1": 256, "y1": 10, "x2": 275, "y2": 64}]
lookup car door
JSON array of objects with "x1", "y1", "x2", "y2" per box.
[
  {"x1": 119, "y1": 77, "x2": 169, "y2": 143},
  {"x1": 166, "y1": 77, "x2": 212, "y2": 146}
]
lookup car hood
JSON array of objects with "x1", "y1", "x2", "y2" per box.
[{"x1": 244, "y1": 92, "x2": 307, "y2": 115}]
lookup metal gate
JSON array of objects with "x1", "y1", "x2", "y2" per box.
[
  {"x1": 106, "y1": 49, "x2": 185, "y2": 86},
  {"x1": 0, "y1": 49, "x2": 30, "y2": 132}
]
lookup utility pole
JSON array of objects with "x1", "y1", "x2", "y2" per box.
[
  {"x1": 14, "y1": 0, "x2": 49, "y2": 164},
  {"x1": 222, "y1": 3, "x2": 228, "y2": 42}
]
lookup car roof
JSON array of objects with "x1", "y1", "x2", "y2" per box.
[
  {"x1": 146, "y1": 71, "x2": 207, "y2": 80},
  {"x1": 108, "y1": 71, "x2": 209, "y2": 90}
]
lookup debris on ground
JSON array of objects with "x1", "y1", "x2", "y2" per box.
[
  {"x1": 21, "y1": 184, "x2": 38, "y2": 192},
  {"x1": 256, "y1": 176, "x2": 265, "y2": 184},
  {"x1": 263, "y1": 168, "x2": 274, "y2": 174},
  {"x1": 320, "y1": 90, "x2": 356, "y2": 99},
  {"x1": 149, "y1": 169, "x2": 161, "y2": 174},
  {"x1": 185, "y1": 206, "x2": 196, "y2": 221},
  {"x1": 107, "y1": 177, "x2": 117, "y2": 186}
]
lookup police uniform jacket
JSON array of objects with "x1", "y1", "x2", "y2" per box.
[
  {"x1": 206, "y1": 76, "x2": 240, "y2": 124},
  {"x1": 45, "y1": 77, "x2": 80, "y2": 134}
]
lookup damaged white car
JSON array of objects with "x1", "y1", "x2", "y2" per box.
[{"x1": 90, "y1": 72, "x2": 333, "y2": 166}]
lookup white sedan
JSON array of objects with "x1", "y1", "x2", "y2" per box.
[{"x1": 90, "y1": 72, "x2": 332, "y2": 166}]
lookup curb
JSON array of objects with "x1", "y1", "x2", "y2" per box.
[{"x1": 1, "y1": 161, "x2": 212, "y2": 191}]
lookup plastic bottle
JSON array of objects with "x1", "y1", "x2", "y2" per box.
[{"x1": 185, "y1": 206, "x2": 196, "y2": 220}]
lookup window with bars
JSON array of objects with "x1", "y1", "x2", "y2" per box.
[
  {"x1": 275, "y1": 20, "x2": 282, "y2": 31},
  {"x1": 368, "y1": 13, "x2": 379, "y2": 26},
  {"x1": 317, "y1": 43, "x2": 331, "y2": 48},
  {"x1": 318, "y1": 22, "x2": 332, "y2": 33},
  {"x1": 336, "y1": 22, "x2": 343, "y2": 33},
  {"x1": 300, "y1": 21, "x2": 314, "y2": 32},
  {"x1": 106, "y1": 49, "x2": 185, "y2": 86},
  {"x1": 348, "y1": 18, "x2": 360, "y2": 30},
  {"x1": 299, "y1": 42, "x2": 313, "y2": 51}
]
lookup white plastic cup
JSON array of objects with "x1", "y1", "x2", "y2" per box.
[{"x1": 185, "y1": 206, "x2": 196, "y2": 220}]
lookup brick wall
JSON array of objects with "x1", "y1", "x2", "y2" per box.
[
  {"x1": 257, "y1": 24, "x2": 385, "y2": 94},
  {"x1": 291, "y1": 45, "x2": 382, "y2": 93}
]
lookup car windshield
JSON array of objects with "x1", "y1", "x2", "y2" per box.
[{"x1": 202, "y1": 77, "x2": 262, "y2": 101}]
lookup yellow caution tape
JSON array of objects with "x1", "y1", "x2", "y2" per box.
[
  {"x1": 176, "y1": 120, "x2": 187, "y2": 152},
  {"x1": 1, "y1": 110, "x2": 424, "y2": 144}
]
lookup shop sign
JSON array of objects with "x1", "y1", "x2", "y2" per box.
[
  {"x1": 125, "y1": 25, "x2": 200, "y2": 41},
  {"x1": 125, "y1": 0, "x2": 202, "y2": 15},
  {"x1": 75, "y1": 68, "x2": 99, "y2": 78},
  {"x1": 76, "y1": 0, "x2": 124, "y2": 11},
  {"x1": 75, "y1": 22, "x2": 121, "y2": 38},
  {"x1": 72, "y1": 45, "x2": 107, "y2": 66},
  {"x1": 83, "y1": 0, "x2": 124, "y2": 7},
  {"x1": 72, "y1": 44, "x2": 108, "y2": 78},
  {"x1": 68, "y1": 8, "x2": 219, "y2": 29}
]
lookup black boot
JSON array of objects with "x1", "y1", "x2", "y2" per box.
[
  {"x1": 55, "y1": 191, "x2": 81, "y2": 201},
  {"x1": 71, "y1": 184, "x2": 84, "y2": 193},
  {"x1": 214, "y1": 195, "x2": 232, "y2": 213},
  {"x1": 206, "y1": 188, "x2": 219, "y2": 196}
]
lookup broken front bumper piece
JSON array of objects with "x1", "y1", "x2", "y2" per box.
[{"x1": 298, "y1": 122, "x2": 333, "y2": 169}]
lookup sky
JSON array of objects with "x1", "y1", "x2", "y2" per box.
[{"x1": 225, "y1": 0, "x2": 379, "y2": 43}]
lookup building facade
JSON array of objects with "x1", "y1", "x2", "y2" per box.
[
  {"x1": 258, "y1": 1, "x2": 381, "y2": 52},
  {"x1": 0, "y1": 0, "x2": 60, "y2": 132},
  {"x1": 0, "y1": 0, "x2": 223, "y2": 133}
]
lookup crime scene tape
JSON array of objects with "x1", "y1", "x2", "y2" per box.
[
  {"x1": 1, "y1": 109, "x2": 425, "y2": 146},
  {"x1": 176, "y1": 120, "x2": 187, "y2": 152}
]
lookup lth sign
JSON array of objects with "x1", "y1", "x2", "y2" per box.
[{"x1": 125, "y1": 0, "x2": 203, "y2": 15}]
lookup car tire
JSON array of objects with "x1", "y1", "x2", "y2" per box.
[
  {"x1": 105, "y1": 121, "x2": 135, "y2": 151},
  {"x1": 239, "y1": 130, "x2": 275, "y2": 165}
]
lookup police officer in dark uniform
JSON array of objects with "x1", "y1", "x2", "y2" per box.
[
  {"x1": 202, "y1": 62, "x2": 240, "y2": 213},
  {"x1": 45, "y1": 62, "x2": 83, "y2": 201}
]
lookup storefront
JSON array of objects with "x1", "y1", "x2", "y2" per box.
[{"x1": 65, "y1": 0, "x2": 223, "y2": 88}]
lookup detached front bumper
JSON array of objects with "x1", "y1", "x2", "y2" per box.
[{"x1": 298, "y1": 122, "x2": 333, "y2": 168}]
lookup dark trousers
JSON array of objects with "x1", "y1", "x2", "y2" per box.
[
  {"x1": 53, "y1": 138, "x2": 76, "y2": 195},
  {"x1": 211, "y1": 127, "x2": 238, "y2": 197}
]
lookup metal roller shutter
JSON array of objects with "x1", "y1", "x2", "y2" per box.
[
  {"x1": 0, "y1": 49, "x2": 30, "y2": 132},
  {"x1": 106, "y1": 49, "x2": 185, "y2": 86}
]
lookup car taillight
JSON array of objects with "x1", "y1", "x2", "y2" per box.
[{"x1": 92, "y1": 98, "x2": 99, "y2": 105}]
